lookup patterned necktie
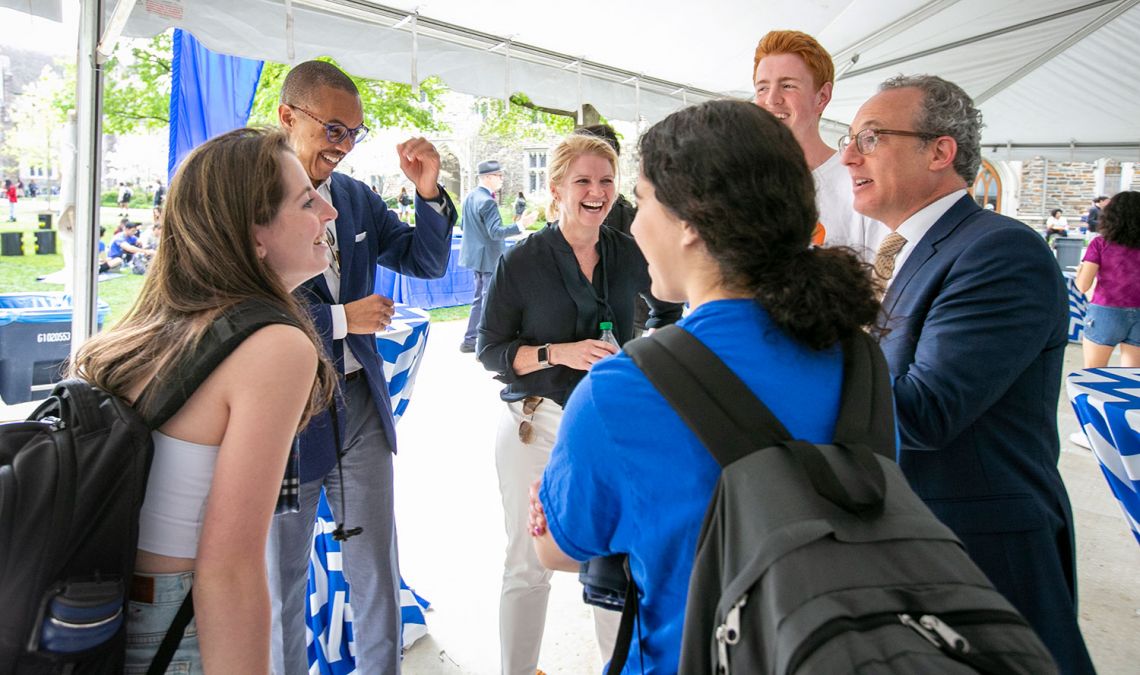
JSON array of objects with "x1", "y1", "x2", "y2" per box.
[
  {"x1": 325, "y1": 226, "x2": 340, "y2": 277},
  {"x1": 873, "y1": 232, "x2": 907, "y2": 283}
]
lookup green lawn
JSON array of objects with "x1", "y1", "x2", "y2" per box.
[{"x1": 2, "y1": 197, "x2": 471, "y2": 326}]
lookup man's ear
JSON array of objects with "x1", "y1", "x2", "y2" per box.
[
  {"x1": 679, "y1": 220, "x2": 701, "y2": 248},
  {"x1": 929, "y1": 136, "x2": 958, "y2": 173},
  {"x1": 278, "y1": 103, "x2": 295, "y2": 129},
  {"x1": 814, "y1": 81, "x2": 833, "y2": 114}
]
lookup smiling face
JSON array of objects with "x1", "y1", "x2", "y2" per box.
[
  {"x1": 753, "y1": 52, "x2": 832, "y2": 144},
  {"x1": 279, "y1": 85, "x2": 364, "y2": 186},
  {"x1": 254, "y1": 152, "x2": 338, "y2": 290},
  {"x1": 550, "y1": 153, "x2": 616, "y2": 229},
  {"x1": 631, "y1": 175, "x2": 689, "y2": 303},
  {"x1": 841, "y1": 87, "x2": 944, "y2": 229}
]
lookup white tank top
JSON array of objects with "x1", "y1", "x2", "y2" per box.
[{"x1": 136, "y1": 431, "x2": 219, "y2": 558}]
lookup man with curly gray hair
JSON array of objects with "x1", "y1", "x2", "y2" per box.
[{"x1": 842, "y1": 75, "x2": 1095, "y2": 674}]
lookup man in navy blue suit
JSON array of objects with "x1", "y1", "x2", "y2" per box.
[
  {"x1": 842, "y1": 75, "x2": 1094, "y2": 674},
  {"x1": 266, "y1": 60, "x2": 456, "y2": 674}
]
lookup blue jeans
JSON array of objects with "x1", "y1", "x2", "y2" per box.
[{"x1": 123, "y1": 571, "x2": 200, "y2": 675}]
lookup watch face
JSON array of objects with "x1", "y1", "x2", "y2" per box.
[{"x1": 538, "y1": 346, "x2": 549, "y2": 364}]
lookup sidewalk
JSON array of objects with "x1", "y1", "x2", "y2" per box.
[{"x1": 395, "y1": 320, "x2": 1140, "y2": 674}]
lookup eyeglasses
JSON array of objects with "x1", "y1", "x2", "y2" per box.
[
  {"x1": 518, "y1": 396, "x2": 543, "y2": 444},
  {"x1": 838, "y1": 128, "x2": 940, "y2": 155},
  {"x1": 288, "y1": 104, "x2": 370, "y2": 145}
]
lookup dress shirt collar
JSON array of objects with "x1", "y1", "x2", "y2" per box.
[{"x1": 888, "y1": 189, "x2": 967, "y2": 286}]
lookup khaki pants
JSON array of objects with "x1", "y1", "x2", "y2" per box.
[{"x1": 495, "y1": 398, "x2": 620, "y2": 674}]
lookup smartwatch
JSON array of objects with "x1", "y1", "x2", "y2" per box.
[{"x1": 537, "y1": 343, "x2": 552, "y2": 368}]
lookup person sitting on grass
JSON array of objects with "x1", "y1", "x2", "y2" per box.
[{"x1": 107, "y1": 221, "x2": 154, "y2": 271}]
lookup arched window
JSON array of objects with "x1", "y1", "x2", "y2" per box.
[{"x1": 972, "y1": 159, "x2": 1001, "y2": 212}]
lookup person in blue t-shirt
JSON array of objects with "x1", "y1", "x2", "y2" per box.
[
  {"x1": 107, "y1": 221, "x2": 153, "y2": 269},
  {"x1": 529, "y1": 100, "x2": 883, "y2": 674}
]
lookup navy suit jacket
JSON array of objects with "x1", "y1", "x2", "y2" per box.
[
  {"x1": 295, "y1": 173, "x2": 456, "y2": 483},
  {"x1": 458, "y1": 186, "x2": 520, "y2": 273},
  {"x1": 880, "y1": 195, "x2": 1092, "y2": 673}
]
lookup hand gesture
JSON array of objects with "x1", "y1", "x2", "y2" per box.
[
  {"x1": 344, "y1": 294, "x2": 395, "y2": 333},
  {"x1": 396, "y1": 137, "x2": 441, "y2": 200},
  {"x1": 528, "y1": 479, "x2": 547, "y2": 537},
  {"x1": 519, "y1": 210, "x2": 538, "y2": 228},
  {"x1": 552, "y1": 339, "x2": 619, "y2": 371}
]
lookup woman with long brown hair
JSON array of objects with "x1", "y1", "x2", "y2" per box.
[{"x1": 71, "y1": 127, "x2": 338, "y2": 673}]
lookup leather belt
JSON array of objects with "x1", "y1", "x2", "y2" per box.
[{"x1": 130, "y1": 574, "x2": 155, "y2": 604}]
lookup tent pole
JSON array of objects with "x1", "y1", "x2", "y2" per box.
[{"x1": 71, "y1": 0, "x2": 105, "y2": 356}]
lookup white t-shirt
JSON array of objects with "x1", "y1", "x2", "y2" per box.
[{"x1": 812, "y1": 152, "x2": 887, "y2": 262}]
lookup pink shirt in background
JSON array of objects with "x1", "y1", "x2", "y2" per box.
[{"x1": 1082, "y1": 236, "x2": 1140, "y2": 307}]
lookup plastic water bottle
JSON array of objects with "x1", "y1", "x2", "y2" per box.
[{"x1": 598, "y1": 321, "x2": 620, "y2": 348}]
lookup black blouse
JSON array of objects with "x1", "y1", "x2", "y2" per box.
[{"x1": 476, "y1": 224, "x2": 681, "y2": 406}]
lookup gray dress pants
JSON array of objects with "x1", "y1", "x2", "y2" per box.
[{"x1": 266, "y1": 376, "x2": 401, "y2": 674}]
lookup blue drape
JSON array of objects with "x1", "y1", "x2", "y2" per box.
[{"x1": 167, "y1": 29, "x2": 264, "y2": 182}]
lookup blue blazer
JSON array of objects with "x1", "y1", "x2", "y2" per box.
[
  {"x1": 458, "y1": 186, "x2": 520, "y2": 273},
  {"x1": 295, "y1": 173, "x2": 456, "y2": 483},
  {"x1": 880, "y1": 195, "x2": 1092, "y2": 673}
]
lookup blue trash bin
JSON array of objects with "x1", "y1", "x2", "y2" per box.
[{"x1": 0, "y1": 293, "x2": 111, "y2": 404}]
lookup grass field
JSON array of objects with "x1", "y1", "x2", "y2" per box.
[{"x1": 1, "y1": 197, "x2": 471, "y2": 327}]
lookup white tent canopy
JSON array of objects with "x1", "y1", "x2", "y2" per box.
[
  {"x1": 112, "y1": 0, "x2": 1140, "y2": 162},
  {"x1": 6, "y1": 0, "x2": 1139, "y2": 159}
]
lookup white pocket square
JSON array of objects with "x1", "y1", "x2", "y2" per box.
[{"x1": 354, "y1": 231, "x2": 367, "y2": 242}]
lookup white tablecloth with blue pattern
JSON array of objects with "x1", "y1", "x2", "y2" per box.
[
  {"x1": 1062, "y1": 269, "x2": 1086, "y2": 344},
  {"x1": 306, "y1": 304, "x2": 432, "y2": 672},
  {"x1": 1067, "y1": 368, "x2": 1140, "y2": 546}
]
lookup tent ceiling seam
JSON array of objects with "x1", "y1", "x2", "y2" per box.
[
  {"x1": 295, "y1": 0, "x2": 722, "y2": 100},
  {"x1": 839, "y1": 0, "x2": 1119, "y2": 80}
]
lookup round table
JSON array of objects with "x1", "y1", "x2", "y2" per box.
[
  {"x1": 306, "y1": 304, "x2": 432, "y2": 672},
  {"x1": 1062, "y1": 269, "x2": 1086, "y2": 344},
  {"x1": 1066, "y1": 367, "x2": 1140, "y2": 546}
]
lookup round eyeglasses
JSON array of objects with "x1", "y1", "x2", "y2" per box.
[
  {"x1": 838, "y1": 128, "x2": 940, "y2": 155},
  {"x1": 288, "y1": 104, "x2": 370, "y2": 145}
]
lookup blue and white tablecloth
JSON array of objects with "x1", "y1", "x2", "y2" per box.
[
  {"x1": 1062, "y1": 270, "x2": 1086, "y2": 344},
  {"x1": 306, "y1": 305, "x2": 432, "y2": 672},
  {"x1": 375, "y1": 236, "x2": 475, "y2": 309},
  {"x1": 1067, "y1": 368, "x2": 1140, "y2": 546}
]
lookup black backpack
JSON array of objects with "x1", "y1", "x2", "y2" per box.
[
  {"x1": 607, "y1": 325, "x2": 1058, "y2": 675},
  {"x1": 0, "y1": 300, "x2": 300, "y2": 674}
]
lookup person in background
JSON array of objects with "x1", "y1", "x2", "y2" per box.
[
  {"x1": 477, "y1": 133, "x2": 678, "y2": 674},
  {"x1": 268, "y1": 59, "x2": 456, "y2": 675},
  {"x1": 1045, "y1": 207, "x2": 1069, "y2": 243},
  {"x1": 1086, "y1": 195, "x2": 1109, "y2": 234},
  {"x1": 5, "y1": 179, "x2": 17, "y2": 222},
  {"x1": 842, "y1": 74, "x2": 1094, "y2": 674},
  {"x1": 70, "y1": 127, "x2": 338, "y2": 673},
  {"x1": 107, "y1": 222, "x2": 154, "y2": 270},
  {"x1": 97, "y1": 226, "x2": 117, "y2": 273},
  {"x1": 514, "y1": 191, "x2": 527, "y2": 223},
  {"x1": 752, "y1": 29, "x2": 886, "y2": 260},
  {"x1": 118, "y1": 182, "x2": 133, "y2": 216},
  {"x1": 398, "y1": 186, "x2": 413, "y2": 222},
  {"x1": 459, "y1": 160, "x2": 532, "y2": 354},
  {"x1": 1075, "y1": 191, "x2": 1140, "y2": 367},
  {"x1": 529, "y1": 100, "x2": 879, "y2": 673}
]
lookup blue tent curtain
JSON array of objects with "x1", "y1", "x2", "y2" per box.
[{"x1": 167, "y1": 29, "x2": 264, "y2": 182}]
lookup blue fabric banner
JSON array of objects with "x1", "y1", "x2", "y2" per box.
[{"x1": 167, "y1": 29, "x2": 264, "y2": 182}]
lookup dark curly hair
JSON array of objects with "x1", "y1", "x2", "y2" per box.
[
  {"x1": 1100, "y1": 191, "x2": 1140, "y2": 249},
  {"x1": 638, "y1": 100, "x2": 880, "y2": 350}
]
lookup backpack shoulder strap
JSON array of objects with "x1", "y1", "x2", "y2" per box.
[
  {"x1": 624, "y1": 325, "x2": 792, "y2": 467},
  {"x1": 135, "y1": 299, "x2": 302, "y2": 430},
  {"x1": 625, "y1": 325, "x2": 896, "y2": 464}
]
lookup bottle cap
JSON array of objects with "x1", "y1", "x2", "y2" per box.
[{"x1": 599, "y1": 321, "x2": 613, "y2": 330}]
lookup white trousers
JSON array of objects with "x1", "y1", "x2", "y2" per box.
[{"x1": 495, "y1": 398, "x2": 620, "y2": 674}]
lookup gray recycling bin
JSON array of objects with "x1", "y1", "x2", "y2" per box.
[
  {"x1": 1053, "y1": 237, "x2": 1084, "y2": 271},
  {"x1": 0, "y1": 293, "x2": 110, "y2": 404}
]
